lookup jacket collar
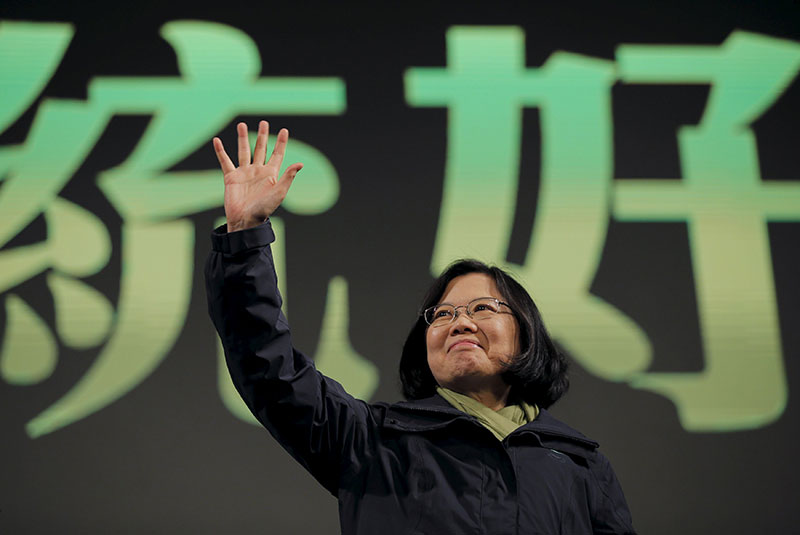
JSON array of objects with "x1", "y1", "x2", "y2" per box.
[{"x1": 383, "y1": 395, "x2": 599, "y2": 459}]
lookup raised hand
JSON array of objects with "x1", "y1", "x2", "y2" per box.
[{"x1": 213, "y1": 120, "x2": 304, "y2": 233}]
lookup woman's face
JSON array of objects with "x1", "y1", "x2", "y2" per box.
[{"x1": 425, "y1": 273, "x2": 520, "y2": 401}]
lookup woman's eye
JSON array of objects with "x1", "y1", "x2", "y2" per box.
[{"x1": 435, "y1": 309, "x2": 452, "y2": 318}]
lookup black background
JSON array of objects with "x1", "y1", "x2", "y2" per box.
[{"x1": 1, "y1": 1, "x2": 798, "y2": 533}]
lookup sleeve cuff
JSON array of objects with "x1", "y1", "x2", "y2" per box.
[{"x1": 211, "y1": 220, "x2": 276, "y2": 255}]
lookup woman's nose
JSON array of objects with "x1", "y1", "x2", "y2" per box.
[{"x1": 449, "y1": 311, "x2": 478, "y2": 333}]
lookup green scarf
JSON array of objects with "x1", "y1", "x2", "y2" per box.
[{"x1": 436, "y1": 387, "x2": 539, "y2": 441}]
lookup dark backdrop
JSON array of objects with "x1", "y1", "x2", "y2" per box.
[{"x1": 1, "y1": 1, "x2": 798, "y2": 533}]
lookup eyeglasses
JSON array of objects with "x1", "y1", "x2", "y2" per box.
[{"x1": 423, "y1": 297, "x2": 513, "y2": 326}]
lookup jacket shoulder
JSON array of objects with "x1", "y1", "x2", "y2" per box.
[
  {"x1": 522, "y1": 409, "x2": 600, "y2": 459},
  {"x1": 531, "y1": 412, "x2": 636, "y2": 532}
]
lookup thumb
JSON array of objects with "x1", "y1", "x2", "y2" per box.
[{"x1": 279, "y1": 163, "x2": 303, "y2": 192}]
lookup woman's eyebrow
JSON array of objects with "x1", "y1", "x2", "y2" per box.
[{"x1": 437, "y1": 297, "x2": 500, "y2": 305}]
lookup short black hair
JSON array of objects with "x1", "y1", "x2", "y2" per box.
[{"x1": 399, "y1": 259, "x2": 569, "y2": 409}]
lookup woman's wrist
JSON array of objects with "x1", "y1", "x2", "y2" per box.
[{"x1": 226, "y1": 216, "x2": 264, "y2": 233}]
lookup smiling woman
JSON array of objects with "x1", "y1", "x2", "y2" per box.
[
  {"x1": 400, "y1": 259, "x2": 572, "y2": 411},
  {"x1": 425, "y1": 274, "x2": 521, "y2": 411},
  {"x1": 205, "y1": 121, "x2": 636, "y2": 534}
]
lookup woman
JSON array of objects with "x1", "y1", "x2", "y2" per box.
[{"x1": 205, "y1": 121, "x2": 636, "y2": 534}]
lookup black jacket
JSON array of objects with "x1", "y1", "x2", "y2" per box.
[{"x1": 205, "y1": 221, "x2": 636, "y2": 535}]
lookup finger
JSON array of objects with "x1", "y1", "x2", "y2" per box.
[
  {"x1": 267, "y1": 127, "x2": 289, "y2": 170},
  {"x1": 212, "y1": 137, "x2": 236, "y2": 174},
  {"x1": 252, "y1": 120, "x2": 269, "y2": 165},
  {"x1": 278, "y1": 162, "x2": 303, "y2": 192},
  {"x1": 237, "y1": 122, "x2": 251, "y2": 166}
]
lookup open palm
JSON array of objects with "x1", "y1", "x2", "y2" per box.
[{"x1": 213, "y1": 121, "x2": 303, "y2": 232}]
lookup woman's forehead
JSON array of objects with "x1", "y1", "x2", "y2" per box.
[{"x1": 439, "y1": 273, "x2": 502, "y2": 304}]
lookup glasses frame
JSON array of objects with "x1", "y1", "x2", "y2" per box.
[{"x1": 422, "y1": 297, "x2": 513, "y2": 326}]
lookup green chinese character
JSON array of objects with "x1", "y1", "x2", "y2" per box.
[
  {"x1": 1, "y1": 20, "x2": 376, "y2": 437},
  {"x1": 615, "y1": 31, "x2": 800, "y2": 431},
  {"x1": 407, "y1": 26, "x2": 799, "y2": 432}
]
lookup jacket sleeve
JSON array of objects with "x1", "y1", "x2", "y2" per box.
[
  {"x1": 204, "y1": 221, "x2": 375, "y2": 495},
  {"x1": 588, "y1": 451, "x2": 637, "y2": 534}
]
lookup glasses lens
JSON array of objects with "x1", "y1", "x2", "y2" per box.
[
  {"x1": 468, "y1": 298, "x2": 500, "y2": 320},
  {"x1": 426, "y1": 304, "x2": 455, "y2": 325}
]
